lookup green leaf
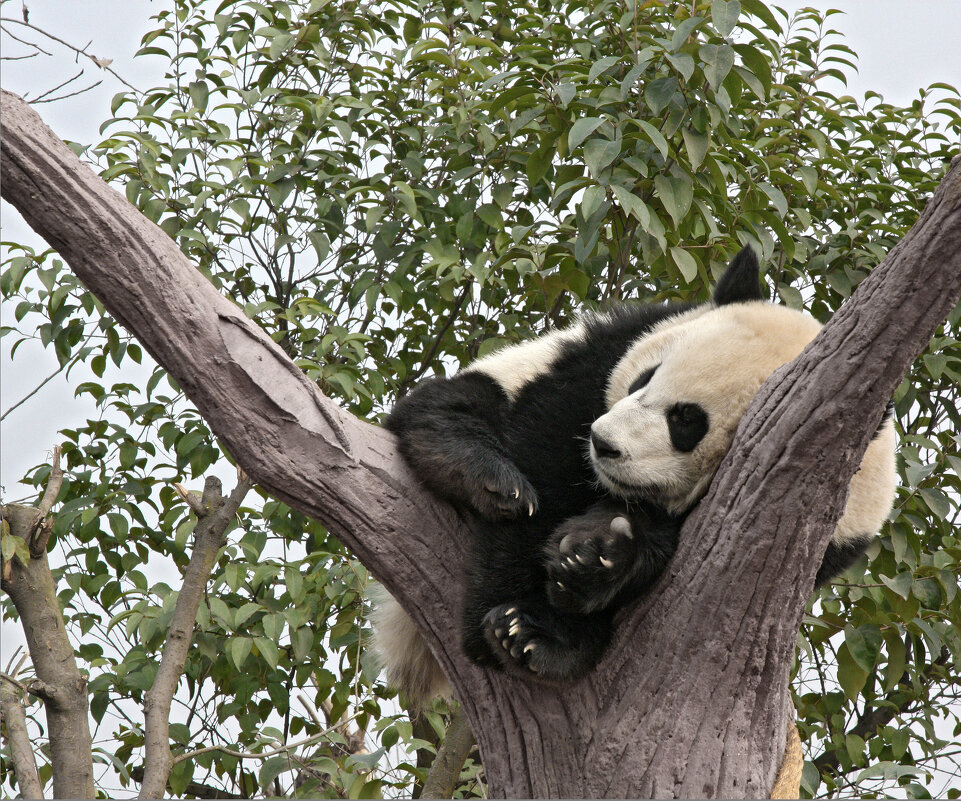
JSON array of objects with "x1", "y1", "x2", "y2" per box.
[
  {"x1": 671, "y1": 247, "x2": 699, "y2": 282},
  {"x1": 254, "y1": 637, "x2": 279, "y2": 670},
  {"x1": 234, "y1": 602, "x2": 261, "y2": 629},
  {"x1": 477, "y1": 203, "x2": 504, "y2": 229},
  {"x1": 881, "y1": 571, "x2": 913, "y2": 600},
  {"x1": 836, "y1": 641, "x2": 870, "y2": 699},
  {"x1": 913, "y1": 577, "x2": 943, "y2": 608},
  {"x1": 758, "y1": 182, "x2": 788, "y2": 217},
  {"x1": 527, "y1": 144, "x2": 553, "y2": 185},
  {"x1": 229, "y1": 636, "x2": 252, "y2": 670},
  {"x1": 569, "y1": 117, "x2": 605, "y2": 152},
  {"x1": 700, "y1": 44, "x2": 736, "y2": 91},
  {"x1": 638, "y1": 120, "x2": 669, "y2": 160},
  {"x1": 260, "y1": 756, "x2": 289, "y2": 789},
  {"x1": 188, "y1": 81, "x2": 208, "y2": 112},
  {"x1": 844, "y1": 624, "x2": 882, "y2": 672},
  {"x1": 583, "y1": 138, "x2": 620, "y2": 177},
  {"x1": 670, "y1": 16, "x2": 703, "y2": 52},
  {"x1": 654, "y1": 174, "x2": 693, "y2": 226},
  {"x1": 285, "y1": 565, "x2": 304, "y2": 603},
  {"x1": 797, "y1": 165, "x2": 819, "y2": 195},
  {"x1": 588, "y1": 55, "x2": 619, "y2": 82},
  {"x1": 645, "y1": 77, "x2": 677, "y2": 115},
  {"x1": 681, "y1": 127, "x2": 710, "y2": 170},
  {"x1": 611, "y1": 185, "x2": 651, "y2": 228},
  {"x1": 666, "y1": 52, "x2": 695, "y2": 83},
  {"x1": 711, "y1": 0, "x2": 741, "y2": 38},
  {"x1": 919, "y1": 487, "x2": 951, "y2": 519}
]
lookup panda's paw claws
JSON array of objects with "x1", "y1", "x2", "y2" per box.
[
  {"x1": 482, "y1": 604, "x2": 547, "y2": 677},
  {"x1": 470, "y1": 468, "x2": 538, "y2": 521}
]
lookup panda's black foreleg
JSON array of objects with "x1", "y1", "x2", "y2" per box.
[
  {"x1": 384, "y1": 372, "x2": 538, "y2": 521},
  {"x1": 544, "y1": 501, "x2": 681, "y2": 615}
]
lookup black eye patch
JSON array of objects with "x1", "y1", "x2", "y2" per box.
[
  {"x1": 667, "y1": 403, "x2": 709, "y2": 452},
  {"x1": 628, "y1": 363, "x2": 660, "y2": 395}
]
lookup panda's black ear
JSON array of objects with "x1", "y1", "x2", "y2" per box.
[{"x1": 712, "y1": 246, "x2": 766, "y2": 305}]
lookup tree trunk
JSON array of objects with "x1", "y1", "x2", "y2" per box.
[{"x1": 2, "y1": 88, "x2": 960, "y2": 797}]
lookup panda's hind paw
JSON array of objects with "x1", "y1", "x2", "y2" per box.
[
  {"x1": 545, "y1": 506, "x2": 637, "y2": 614},
  {"x1": 481, "y1": 602, "x2": 601, "y2": 684}
]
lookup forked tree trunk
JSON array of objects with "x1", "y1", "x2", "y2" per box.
[{"x1": 2, "y1": 89, "x2": 960, "y2": 797}]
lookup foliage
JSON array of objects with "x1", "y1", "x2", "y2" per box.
[{"x1": 2, "y1": 0, "x2": 960, "y2": 797}]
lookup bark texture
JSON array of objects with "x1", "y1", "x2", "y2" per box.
[
  {"x1": 2, "y1": 88, "x2": 960, "y2": 797},
  {"x1": 1, "y1": 674, "x2": 45, "y2": 799},
  {"x1": 0, "y1": 505, "x2": 95, "y2": 799}
]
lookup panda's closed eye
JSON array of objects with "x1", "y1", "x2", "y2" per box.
[
  {"x1": 628, "y1": 364, "x2": 660, "y2": 396},
  {"x1": 667, "y1": 403, "x2": 709, "y2": 453}
]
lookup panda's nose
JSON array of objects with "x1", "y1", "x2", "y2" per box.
[{"x1": 591, "y1": 429, "x2": 622, "y2": 460}]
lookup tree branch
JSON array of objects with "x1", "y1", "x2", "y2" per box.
[
  {"x1": 2, "y1": 88, "x2": 959, "y2": 798},
  {"x1": 0, "y1": 478, "x2": 94, "y2": 797},
  {"x1": 138, "y1": 472, "x2": 253, "y2": 800},
  {"x1": 0, "y1": 674, "x2": 44, "y2": 799},
  {"x1": 420, "y1": 706, "x2": 476, "y2": 799}
]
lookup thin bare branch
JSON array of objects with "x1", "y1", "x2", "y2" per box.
[
  {"x1": 32, "y1": 78, "x2": 102, "y2": 105},
  {"x1": 138, "y1": 474, "x2": 253, "y2": 799},
  {"x1": 0, "y1": 16, "x2": 136, "y2": 90},
  {"x1": 172, "y1": 712, "x2": 363, "y2": 765}
]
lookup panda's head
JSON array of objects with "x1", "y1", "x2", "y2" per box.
[{"x1": 590, "y1": 251, "x2": 823, "y2": 514}]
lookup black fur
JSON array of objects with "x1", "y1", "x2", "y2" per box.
[
  {"x1": 387, "y1": 298, "x2": 693, "y2": 683},
  {"x1": 712, "y1": 245, "x2": 765, "y2": 305},
  {"x1": 666, "y1": 402, "x2": 709, "y2": 453},
  {"x1": 816, "y1": 535, "x2": 872, "y2": 587},
  {"x1": 386, "y1": 248, "x2": 864, "y2": 684}
]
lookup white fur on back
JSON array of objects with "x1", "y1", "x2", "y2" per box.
[{"x1": 464, "y1": 322, "x2": 586, "y2": 400}]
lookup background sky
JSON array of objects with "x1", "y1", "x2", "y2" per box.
[{"x1": 2, "y1": 0, "x2": 960, "y2": 493}]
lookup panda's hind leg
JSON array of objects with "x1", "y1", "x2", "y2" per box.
[
  {"x1": 482, "y1": 598, "x2": 613, "y2": 685},
  {"x1": 385, "y1": 372, "x2": 537, "y2": 521}
]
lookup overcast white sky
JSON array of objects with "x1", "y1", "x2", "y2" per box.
[{"x1": 1, "y1": 0, "x2": 960, "y2": 493}]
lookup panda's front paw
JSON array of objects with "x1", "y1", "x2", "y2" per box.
[
  {"x1": 545, "y1": 506, "x2": 637, "y2": 615},
  {"x1": 467, "y1": 461, "x2": 539, "y2": 521}
]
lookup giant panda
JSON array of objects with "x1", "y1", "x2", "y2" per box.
[{"x1": 374, "y1": 247, "x2": 897, "y2": 703}]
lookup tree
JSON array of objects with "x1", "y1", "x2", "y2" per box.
[{"x1": 2, "y1": 1, "x2": 960, "y2": 797}]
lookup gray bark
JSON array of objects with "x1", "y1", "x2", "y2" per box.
[
  {"x1": 2, "y1": 87, "x2": 960, "y2": 797},
  {"x1": 0, "y1": 505, "x2": 95, "y2": 799},
  {"x1": 0, "y1": 674, "x2": 44, "y2": 799}
]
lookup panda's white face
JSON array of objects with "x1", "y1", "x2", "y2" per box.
[{"x1": 591, "y1": 302, "x2": 823, "y2": 513}]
